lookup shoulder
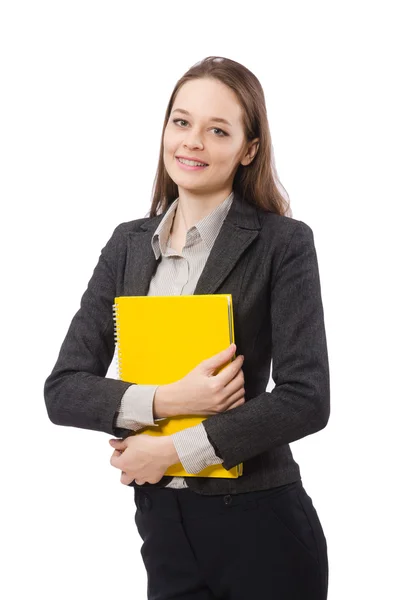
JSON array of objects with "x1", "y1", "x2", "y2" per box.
[
  {"x1": 251, "y1": 209, "x2": 318, "y2": 283},
  {"x1": 96, "y1": 216, "x2": 154, "y2": 264},
  {"x1": 257, "y1": 209, "x2": 315, "y2": 249},
  {"x1": 103, "y1": 215, "x2": 153, "y2": 246},
  {"x1": 111, "y1": 216, "x2": 153, "y2": 237}
]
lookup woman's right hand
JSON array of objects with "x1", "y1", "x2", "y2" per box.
[{"x1": 176, "y1": 343, "x2": 246, "y2": 416}]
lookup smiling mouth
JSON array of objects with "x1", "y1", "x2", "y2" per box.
[{"x1": 176, "y1": 157, "x2": 209, "y2": 167}]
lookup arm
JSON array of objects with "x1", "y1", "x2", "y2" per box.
[
  {"x1": 115, "y1": 380, "x2": 185, "y2": 429},
  {"x1": 171, "y1": 423, "x2": 223, "y2": 474},
  {"x1": 117, "y1": 386, "x2": 223, "y2": 473},
  {"x1": 201, "y1": 221, "x2": 330, "y2": 471},
  {"x1": 115, "y1": 384, "x2": 163, "y2": 431},
  {"x1": 44, "y1": 224, "x2": 135, "y2": 437}
]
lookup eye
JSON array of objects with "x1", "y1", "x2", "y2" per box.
[
  {"x1": 172, "y1": 119, "x2": 188, "y2": 127},
  {"x1": 211, "y1": 127, "x2": 227, "y2": 137},
  {"x1": 172, "y1": 119, "x2": 228, "y2": 137}
]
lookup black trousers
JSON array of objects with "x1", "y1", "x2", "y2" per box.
[{"x1": 133, "y1": 479, "x2": 328, "y2": 600}]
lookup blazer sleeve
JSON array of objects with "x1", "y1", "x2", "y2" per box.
[
  {"x1": 43, "y1": 223, "x2": 134, "y2": 438},
  {"x1": 202, "y1": 220, "x2": 331, "y2": 471}
]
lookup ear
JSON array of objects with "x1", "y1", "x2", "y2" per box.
[{"x1": 241, "y1": 138, "x2": 260, "y2": 166}]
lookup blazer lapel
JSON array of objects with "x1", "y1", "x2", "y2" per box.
[
  {"x1": 124, "y1": 230, "x2": 161, "y2": 297},
  {"x1": 124, "y1": 190, "x2": 262, "y2": 297}
]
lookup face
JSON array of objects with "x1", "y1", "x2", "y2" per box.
[{"x1": 163, "y1": 77, "x2": 258, "y2": 197}]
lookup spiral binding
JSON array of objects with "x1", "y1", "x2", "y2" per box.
[{"x1": 112, "y1": 302, "x2": 123, "y2": 379}]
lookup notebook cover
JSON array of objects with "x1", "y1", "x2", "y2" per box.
[{"x1": 112, "y1": 294, "x2": 243, "y2": 478}]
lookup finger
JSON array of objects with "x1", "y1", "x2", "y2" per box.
[
  {"x1": 223, "y1": 373, "x2": 245, "y2": 398},
  {"x1": 109, "y1": 439, "x2": 127, "y2": 448},
  {"x1": 121, "y1": 471, "x2": 135, "y2": 485},
  {"x1": 215, "y1": 356, "x2": 243, "y2": 386},
  {"x1": 226, "y1": 396, "x2": 245, "y2": 411},
  {"x1": 110, "y1": 451, "x2": 123, "y2": 467},
  {"x1": 204, "y1": 344, "x2": 236, "y2": 373}
]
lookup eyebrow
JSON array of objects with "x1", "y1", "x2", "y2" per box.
[{"x1": 171, "y1": 108, "x2": 232, "y2": 127}]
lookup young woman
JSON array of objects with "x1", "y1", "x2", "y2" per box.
[{"x1": 44, "y1": 56, "x2": 330, "y2": 599}]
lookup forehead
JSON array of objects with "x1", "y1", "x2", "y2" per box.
[{"x1": 172, "y1": 78, "x2": 243, "y2": 123}]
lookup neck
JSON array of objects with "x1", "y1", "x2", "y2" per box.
[{"x1": 175, "y1": 186, "x2": 233, "y2": 230}]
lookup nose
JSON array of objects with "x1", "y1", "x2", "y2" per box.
[{"x1": 183, "y1": 128, "x2": 204, "y2": 151}]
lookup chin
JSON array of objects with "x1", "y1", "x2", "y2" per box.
[{"x1": 169, "y1": 169, "x2": 201, "y2": 187}]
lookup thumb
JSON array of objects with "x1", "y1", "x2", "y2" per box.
[
  {"x1": 204, "y1": 343, "x2": 236, "y2": 374},
  {"x1": 109, "y1": 438, "x2": 127, "y2": 447}
]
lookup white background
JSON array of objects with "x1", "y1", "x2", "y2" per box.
[{"x1": 1, "y1": 1, "x2": 396, "y2": 598}]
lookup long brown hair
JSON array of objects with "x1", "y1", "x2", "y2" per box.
[{"x1": 148, "y1": 56, "x2": 291, "y2": 218}]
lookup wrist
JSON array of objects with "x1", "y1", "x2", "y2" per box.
[
  {"x1": 153, "y1": 381, "x2": 185, "y2": 419},
  {"x1": 153, "y1": 384, "x2": 171, "y2": 418},
  {"x1": 159, "y1": 436, "x2": 180, "y2": 467}
]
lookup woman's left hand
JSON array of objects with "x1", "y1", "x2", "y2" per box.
[{"x1": 109, "y1": 434, "x2": 179, "y2": 485}]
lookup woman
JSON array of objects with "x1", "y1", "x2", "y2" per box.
[{"x1": 44, "y1": 56, "x2": 330, "y2": 599}]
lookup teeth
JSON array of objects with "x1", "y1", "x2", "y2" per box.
[{"x1": 178, "y1": 158, "x2": 207, "y2": 167}]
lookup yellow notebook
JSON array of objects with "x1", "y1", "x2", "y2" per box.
[{"x1": 112, "y1": 295, "x2": 243, "y2": 478}]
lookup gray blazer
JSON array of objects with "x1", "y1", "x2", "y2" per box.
[{"x1": 44, "y1": 190, "x2": 330, "y2": 495}]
